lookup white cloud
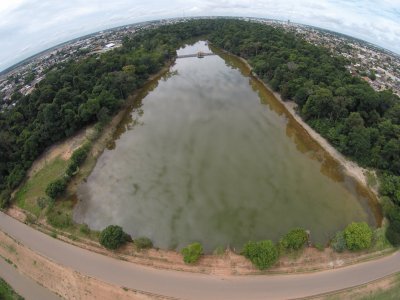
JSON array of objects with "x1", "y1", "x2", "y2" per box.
[{"x1": 0, "y1": 0, "x2": 399, "y2": 71}]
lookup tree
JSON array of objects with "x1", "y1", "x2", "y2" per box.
[
  {"x1": 344, "y1": 222, "x2": 373, "y2": 251},
  {"x1": 181, "y1": 242, "x2": 203, "y2": 264},
  {"x1": 279, "y1": 228, "x2": 308, "y2": 251},
  {"x1": 241, "y1": 240, "x2": 279, "y2": 270},
  {"x1": 99, "y1": 225, "x2": 130, "y2": 250},
  {"x1": 45, "y1": 178, "x2": 67, "y2": 199},
  {"x1": 134, "y1": 237, "x2": 153, "y2": 250}
]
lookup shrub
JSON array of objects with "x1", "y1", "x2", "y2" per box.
[
  {"x1": 344, "y1": 222, "x2": 373, "y2": 251},
  {"x1": 331, "y1": 231, "x2": 346, "y2": 252},
  {"x1": 70, "y1": 144, "x2": 90, "y2": 165},
  {"x1": 314, "y1": 242, "x2": 325, "y2": 251},
  {"x1": 280, "y1": 228, "x2": 308, "y2": 251},
  {"x1": 134, "y1": 237, "x2": 153, "y2": 250},
  {"x1": 46, "y1": 209, "x2": 73, "y2": 229},
  {"x1": 99, "y1": 225, "x2": 129, "y2": 250},
  {"x1": 45, "y1": 178, "x2": 67, "y2": 199},
  {"x1": 79, "y1": 224, "x2": 91, "y2": 235},
  {"x1": 382, "y1": 201, "x2": 400, "y2": 246},
  {"x1": 241, "y1": 240, "x2": 279, "y2": 270},
  {"x1": 181, "y1": 242, "x2": 203, "y2": 264},
  {"x1": 66, "y1": 161, "x2": 79, "y2": 177},
  {"x1": 37, "y1": 196, "x2": 50, "y2": 209},
  {"x1": 213, "y1": 246, "x2": 225, "y2": 256},
  {"x1": 0, "y1": 189, "x2": 11, "y2": 209},
  {"x1": 25, "y1": 214, "x2": 37, "y2": 224}
]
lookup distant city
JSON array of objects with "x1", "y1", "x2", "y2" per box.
[{"x1": 1, "y1": 16, "x2": 399, "y2": 111}]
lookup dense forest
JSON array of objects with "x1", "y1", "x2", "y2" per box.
[{"x1": 1, "y1": 19, "x2": 399, "y2": 244}]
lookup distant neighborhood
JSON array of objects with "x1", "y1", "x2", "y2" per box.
[
  {"x1": 249, "y1": 17, "x2": 400, "y2": 97},
  {"x1": 1, "y1": 16, "x2": 399, "y2": 111}
]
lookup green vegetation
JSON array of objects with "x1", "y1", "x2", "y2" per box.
[
  {"x1": 14, "y1": 157, "x2": 68, "y2": 216},
  {"x1": 0, "y1": 278, "x2": 24, "y2": 300},
  {"x1": 181, "y1": 242, "x2": 203, "y2": 264},
  {"x1": 314, "y1": 242, "x2": 325, "y2": 251},
  {"x1": 45, "y1": 178, "x2": 67, "y2": 199},
  {"x1": 331, "y1": 231, "x2": 347, "y2": 253},
  {"x1": 241, "y1": 240, "x2": 279, "y2": 270},
  {"x1": 279, "y1": 228, "x2": 308, "y2": 251},
  {"x1": 344, "y1": 222, "x2": 373, "y2": 251},
  {"x1": 99, "y1": 225, "x2": 130, "y2": 250},
  {"x1": 134, "y1": 237, "x2": 153, "y2": 250},
  {"x1": 2, "y1": 19, "x2": 400, "y2": 250}
]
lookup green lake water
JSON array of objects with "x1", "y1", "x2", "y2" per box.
[{"x1": 74, "y1": 41, "x2": 380, "y2": 252}]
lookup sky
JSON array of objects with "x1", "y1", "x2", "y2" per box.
[{"x1": 0, "y1": 0, "x2": 400, "y2": 72}]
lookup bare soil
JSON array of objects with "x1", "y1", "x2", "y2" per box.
[{"x1": 0, "y1": 230, "x2": 159, "y2": 300}]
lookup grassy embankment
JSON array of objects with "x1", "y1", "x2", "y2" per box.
[
  {"x1": 324, "y1": 272, "x2": 400, "y2": 300},
  {"x1": 12, "y1": 61, "x2": 173, "y2": 242},
  {"x1": 0, "y1": 277, "x2": 24, "y2": 300}
]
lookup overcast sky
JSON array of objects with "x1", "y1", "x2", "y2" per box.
[{"x1": 1, "y1": 0, "x2": 400, "y2": 72}]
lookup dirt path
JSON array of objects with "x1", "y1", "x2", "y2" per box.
[{"x1": 27, "y1": 129, "x2": 89, "y2": 178}]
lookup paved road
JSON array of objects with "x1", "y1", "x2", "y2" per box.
[
  {"x1": 1, "y1": 212, "x2": 400, "y2": 300},
  {"x1": 0, "y1": 259, "x2": 60, "y2": 300}
]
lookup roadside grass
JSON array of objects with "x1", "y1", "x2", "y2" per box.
[
  {"x1": 361, "y1": 279, "x2": 400, "y2": 300},
  {"x1": 372, "y1": 226, "x2": 392, "y2": 252},
  {"x1": 15, "y1": 157, "x2": 68, "y2": 216},
  {"x1": 46, "y1": 194, "x2": 100, "y2": 241},
  {"x1": 0, "y1": 277, "x2": 24, "y2": 300},
  {"x1": 325, "y1": 273, "x2": 400, "y2": 300}
]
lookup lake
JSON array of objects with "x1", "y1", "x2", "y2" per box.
[{"x1": 74, "y1": 41, "x2": 380, "y2": 252}]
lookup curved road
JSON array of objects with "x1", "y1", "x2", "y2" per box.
[
  {"x1": 1, "y1": 212, "x2": 399, "y2": 300},
  {"x1": 0, "y1": 259, "x2": 60, "y2": 300}
]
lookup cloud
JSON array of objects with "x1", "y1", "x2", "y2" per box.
[{"x1": 0, "y1": 0, "x2": 399, "y2": 71}]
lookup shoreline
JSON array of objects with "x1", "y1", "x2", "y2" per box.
[
  {"x1": 5, "y1": 48, "x2": 390, "y2": 281},
  {"x1": 235, "y1": 54, "x2": 380, "y2": 200}
]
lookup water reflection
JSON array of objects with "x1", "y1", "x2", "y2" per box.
[{"x1": 74, "y1": 41, "x2": 381, "y2": 252}]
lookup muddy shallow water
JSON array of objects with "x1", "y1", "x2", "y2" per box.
[{"x1": 74, "y1": 41, "x2": 380, "y2": 252}]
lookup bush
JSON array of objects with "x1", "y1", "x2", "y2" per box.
[
  {"x1": 66, "y1": 161, "x2": 79, "y2": 177},
  {"x1": 241, "y1": 240, "x2": 279, "y2": 270},
  {"x1": 70, "y1": 144, "x2": 90, "y2": 165},
  {"x1": 46, "y1": 209, "x2": 73, "y2": 229},
  {"x1": 331, "y1": 231, "x2": 346, "y2": 252},
  {"x1": 280, "y1": 228, "x2": 308, "y2": 251},
  {"x1": 25, "y1": 214, "x2": 37, "y2": 224},
  {"x1": 45, "y1": 178, "x2": 67, "y2": 199},
  {"x1": 79, "y1": 224, "x2": 91, "y2": 235},
  {"x1": 99, "y1": 225, "x2": 129, "y2": 250},
  {"x1": 134, "y1": 237, "x2": 153, "y2": 250},
  {"x1": 181, "y1": 242, "x2": 203, "y2": 264},
  {"x1": 344, "y1": 222, "x2": 373, "y2": 251},
  {"x1": 382, "y1": 201, "x2": 400, "y2": 246},
  {"x1": 0, "y1": 189, "x2": 11, "y2": 209},
  {"x1": 314, "y1": 242, "x2": 325, "y2": 251},
  {"x1": 37, "y1": 196, "x2": 50, "y2": 209}
]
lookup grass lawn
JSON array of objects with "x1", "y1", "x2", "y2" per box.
[
  {"x1": 361, "y1": 276, "x2": 400, "y2": 300},
  {"x1": 326, "y1": 273, "x2": 400, "y2": 300},
  {"x1": 14, "y1": 156, "x2": 68, "y2": 216},
  {"x1": 0, "y1": 278, "x2": 24, "y2": 300}
]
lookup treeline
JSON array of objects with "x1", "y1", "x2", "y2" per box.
[
  {"x1": 1, "y1": 19, "x2": 400, "y2": 244},
  {"x1": 0, "y1": 27, "x2": 182, "y2": 205},
  {"x1": 202, "y1": 19, "x2": 400, "y2": 245}
]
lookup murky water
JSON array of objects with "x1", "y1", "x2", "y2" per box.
[{"x1": 74, "y1": 41, "x2": 380, "y2": 252}]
